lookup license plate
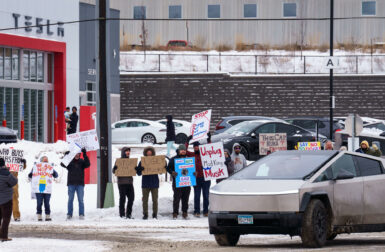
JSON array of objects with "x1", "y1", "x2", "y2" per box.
[{"x1": 238, "y1": 215, "x2": 253, "y2": 225}]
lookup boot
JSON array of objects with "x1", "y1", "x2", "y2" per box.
[
  {"x1": 45, "y1": 215, "x2": 52, "y2": 221},
  {"x1": 182, "y1": 212, "x2": 188, "y2": 219},
  {"x1": 126, "y1": 214, "x2": 132, "y2": 219},
  {"x1": 172, "y1": 213, "x2": 178, "y2": 219},
  {"x1": 194, "y1": 213, "x2": 200, "y2": 218},
  {"x1": 203, "y1": 213, "x2": 208, "y2": 217},
  {"x1": 152, "y1": 213, "x2": 157, "y2": 219},
  {"x1": 66, "y1": 215, "x2": 72, "y2": 220},
  {"x1": 142, "y1": 214, "x2": 148, "y2": 220},
  {"x1": 37, "y1": 214, "x2": 43, "y2": 221},
  {"x1": 1, "y1": 238, "x2": 12, "y2": 242}
]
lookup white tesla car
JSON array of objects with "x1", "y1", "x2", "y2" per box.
[
  {"x1": 111, "y1": 119, "x2": 166, "y2": 144},
  {"x1": 157, "y1": 119, "x2": 192, "y2": 144}
]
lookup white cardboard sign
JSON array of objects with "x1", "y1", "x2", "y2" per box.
[
  {"x1": 199, "y1": 142, "x2": 228, "y2": 181},
  {"x1": 0, "y1": 148, "x2": 24, "y2": 172},
  {"x1": 61, "y1": 143, "x2": 82, "y2": 167},
  {"x1": 67, "y1": 129, "x2": 99, "y2": 151},
  {"x1": 191, "y1": 109, "x2": 212, "y2": 141},
  {"x1": 31, "y1": 162, "x2": 55, "y2": 194}
]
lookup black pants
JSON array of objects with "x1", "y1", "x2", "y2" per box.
[
  {"x1": 118, "y1": 184, "x2": 134, "y2": 217},
  {"x1": 0, "y1": 200, "x2": 12, "y2": 239},
  {"x1": 172, "y1": 184, "x2": 191, "y2": 214}
]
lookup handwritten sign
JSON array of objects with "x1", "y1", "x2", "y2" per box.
[
  {"x1": 67, "y1": 129, "x2": 99, "y2": 151},
  {"x1": 190, "y1": 109, "x2": 212, "y2": 141},
  {"x1": 61, "y1": 143, "x2": 82, "y2": 167},
  {"x1": 259, "y1": 133, "x2": 287, "y2": 155},
  {"x1": 114, "y1": 158, "x2": 138, "y2": 177},
  {"x1": 0, "y1": 148, "x2": 24, "y2": 172},
  {"x1": 175, "y1": 157, "x2": 196, "y2": 188},
  {"x1": 141, "y1": 155, "x2": 166, "y2": 175},
  {"x1": 31, "y1": 162, "x2": 55, "y2": 194},
  {"x1": 200, "y1": 142, "x2": 228, "y2": 181},
  {"x1": 298, "y1": 142, "x2": 321, "y2": 151}
]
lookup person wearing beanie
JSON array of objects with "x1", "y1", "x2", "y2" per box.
[
  {"x1": 0, "y1": 158, "x2": 18, "y2": 242},
  {"x1": 167, "y1": 144, "x2": 191, "y2": 219},
  {"x1": 355, "y1": 140, "x2": 382, "y2": 157},
  {"x1": 185, "y1": 133, "x2": 212, "y2": 218}
]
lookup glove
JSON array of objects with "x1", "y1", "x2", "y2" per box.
[
  {"x1": 135, "y1": 166, "x2": 144, "y2": 172},
  {"x1": 172, "y1": 171, "x2": 178, "y2": 178},
  {"x1": 64, "y1": 151, "x2": 70, "y2": 156},
  {"x1": 372, "y1": 144, "x2": 378, "y2": 151},
  {"x1": 112, "y1": 165, "x2": 118, "y2": 173},
  {"x1": 81, "y1": 148, "x2": 87, "y2": 155},
  {"x1": 207, "y1": 132, "x2": 211, "y2": 143},
  {"x1": 187, "y1": 135, "x2": 193, "y2": 143}
]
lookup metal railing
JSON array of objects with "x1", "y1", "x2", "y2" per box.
[{"x1": 120, "y1": 53, "x2": 385, "y2": 75}]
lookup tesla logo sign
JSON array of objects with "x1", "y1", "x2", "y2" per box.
[{"x1": 12, "y1": 13, "x2": 64, "y2": 37}]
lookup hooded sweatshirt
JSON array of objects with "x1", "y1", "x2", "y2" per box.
[
  {"x1": 165, "y1": 115, "x2": 176, "y2": 142},
  {"x1": 136, "y1": 146, "x2": 161, "y2": 188},
  {"x1": 231, "y1": 143, "x2": 247, "y2": 173},
  {"x1": 113, "y1": 147, "x2": 133, "y2": 184}
]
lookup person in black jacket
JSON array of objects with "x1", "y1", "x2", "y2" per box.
[
  {"x1": 166, "y1": 115, "x2": 176, "y2": 157},
  {"x1": 61, "y1": 148, "x2": 90, "y2": 220},
  {"x1": 112, "y1": 147, "x2": 134, "y2": 219},
  {"x1": 167, "y1": 144, "x2": 191, "y2": 219},
  {"x1": 67, "y1": 106, "x2": 79, "y2": 134},
  {"x1": 0, "y1": 158, "x2": 18, "y2": 242},
  {"x1": 136, "y1": 146, "x2": 166, "y2": 220}
]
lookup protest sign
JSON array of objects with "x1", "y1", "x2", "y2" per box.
[
  {"x1": 190, "y1": 109, "x2": 212, "y2": 141},
  {"x1": 175, "y1": 157, "x2": 196, "y2": 188},
  {"x1": 61, "y1": 143, "x2": 82, "y2": 167},
  {"x1": 0, "y1": 148, "x2": 24, "y2": 172},
  {"x1": 141, "y1": 155, "x2": 166, "y2": 175},
  {"x1": 259, "y1": 133, "x2": 287, "y2": 155},
  {"x1": 298, "y1": 142, "x2": 321, "y2": 151},
  {"x1": 67, "y1": 129, "x2": 99, "y2": 151},
  {"x1": 199, "y1": 142, "x2": 228, "y2": 181},
  {"x1": 114, "y1": 158, "x2": 138, "y2": 177},
  {"x1": 31, "y1": 162, "x2": 55, "y2": 194}
]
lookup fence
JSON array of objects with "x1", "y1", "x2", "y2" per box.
[{"x1": 120, "y1": 53, "x2": 385, "y2": 75}]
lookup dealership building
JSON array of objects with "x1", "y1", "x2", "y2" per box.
[{"x1": 0, "y1": 0, "x2": 120, "y2": 142}]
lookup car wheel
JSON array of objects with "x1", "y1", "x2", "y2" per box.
[
  {"x1": 214, "y1": 233, "x2": 240, "y2": 246},
  {"x1": 301, "y1": 199, "x2": 327, "y2": 248},
  {"x1": 142, "y1": 133, "x2": 156, "y2": 144},
  {"x1": 327, "y1": 233, "x2": 337, "y2": 241},
  {"x1": 240, "y1": 145, "x2": 249, "y2": 160},
  {"x1": 175, "y1": 133, "x2": 187, "y2": 144}
]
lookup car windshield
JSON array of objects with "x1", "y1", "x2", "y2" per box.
[
  {"x1": 225, "y1": 121, "x2": 263, "y2": 136},
  {"x1": 230, "y1": 151, "x2": 337, "y2": 180}
]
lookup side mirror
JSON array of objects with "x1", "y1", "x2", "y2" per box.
[
  {"x1": 251, "y1": 133, "x2": 257, "y2": 139},
  {"x1": 333, "y1": 170, "x2": 354, "y2": 180}
]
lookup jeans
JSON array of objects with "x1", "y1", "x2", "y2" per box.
[
  {"x1": 36, "y1": 193, "x2": 51, "y2": 215},
  {"x1": 142, "y1": 188, "x2": 158, "y2": 216},
  {"x1": 166, "y1": 141, "x2": 176, "y2": 157},
  {"x1": 118, "y1": 184, "x2": 135, "y2": 217},
  {"x1": 0, "y1": 200, "x2": 12, "y2": 239},
  {"x1": 194, "y1": 177, "x2": 211, "y2": 214},
  {"x1": 67, "y1": 185, "x2": 84, "y2": 217}
]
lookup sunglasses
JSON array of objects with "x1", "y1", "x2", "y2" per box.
[{"x1": 234, "y1": 147, "x2": 241, "y2": 150}]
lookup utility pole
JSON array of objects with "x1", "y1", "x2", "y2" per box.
[
  {"x1": 329, "y1": 0, "x2": 334, "y2": 141},
  {"x1": 96, "y1": 0, "x2": 113, "y2": 208}
]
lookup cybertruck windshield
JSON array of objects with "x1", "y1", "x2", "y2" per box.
[{"x1": 230, "y1": 150, "x2": 338, "y2": 180}]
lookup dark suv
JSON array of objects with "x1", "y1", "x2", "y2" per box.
[
  {"x1": 284, "y1": 117, "x2": 343, "y2": 140},
  {"x1": 214, "y1": 116, "x2": 284, "y2": 135}
]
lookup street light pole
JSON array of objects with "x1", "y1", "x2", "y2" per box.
[{"x1": 329, "y1": 0, "x2": 334, "y2": 141}]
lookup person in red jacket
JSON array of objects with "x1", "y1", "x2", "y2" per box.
[{"x1": 186, "y1": 133, "x2": 211, "y2": 217}]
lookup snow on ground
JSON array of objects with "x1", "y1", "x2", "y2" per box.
[{"x1": 120, "y1": 49, "x2": 385, "y2": 74}]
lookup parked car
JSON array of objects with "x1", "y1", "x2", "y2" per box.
[
  {"x1": 209, "y1": 150, "x2": 385, "y2": 247},
  {"x1": 363, "y1": 121, "x2": 385, "y2": 132},
  {"x1": 284, "y1": 117, "x2": 343, "y2": 140},
  {"x1": 111, "y1": 119, "x2": 166, "y2": 144},
  {"x1": 211, "y1": 120, "x2": 326, "y2": 160},
  {"x1": 214, "y1": 116, "x2": 285, "y2": 135},
  {"x1": 157, "y1": 119, "x2": 191, "y2": 144},
  {"x1": 0, "y1": 127, "x2": 17, "y2": 144},
  {"x1": 335, "y1": 116, "x2": 383, "y2": 126}
]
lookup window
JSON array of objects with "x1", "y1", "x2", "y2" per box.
[
  {"x1": 283, "y1": 3, "x2": 297, "y2": 17},
  {"x1": 255, "y1": 123, "x2": 276, "y2": 134},
  {"x1": 11, "y1": 49, "x2": 19, "y2": 80},
  {"x1": 0, "y1": 48, "x2": 3, "y2": 79},
  {"x1": 331, "y1": 154, "x2": 357, "y2": 178},
  {"x1": 37, "y1": 52, "x2": 44, "y2": 82},
  {"x1": 115, "y1": 122, "x2": 128, "y2": 128},
  {"x1": 294, "y1": 120, "x2": 316, "y2": 129},
  {"x1": 47, "y1": 54, "x2": 53, "y2": 83},
  {"x1": 86, "y1": 82, "x2": 96, "y2": 106},
  {"x1": 228, "y1": 119, "x2": 246, "y2": 126},
  {"x1": 277, "y1": 124, "x2": 301, "y2": 136},
  {"x1": 208, "y1": 5, "x2": 220, "y2": 18},
  {"x1": 23, "y1": 51, "x2": 29, "y2": 81},
  {"x1": 169, "y1": 5, "x2": 182, "y2": 19},
  {"x1": 365, "y1": 122, "x2": 385, "y2": 131},
  {"x1": 354, "y1": 156, "x2": 383, "y2": 176},
  {"x1": 244, "y1": 4, "x2": 257, "y2": 18},
  {"x1": 134, "y1": 6, "x2": 146, "y2": 19},
  {"x1": 362, "y1": 1, "x2": 376, "y2": 16},
  {"x1": 30, "y1": 51, "x2": 37, "y2": 81},
  {"x1": 4, "y1": 48, "x2": 11, "y2": 80},
  {"x1": 174, "y1": 122, "x2": 183, "y2": 127}
]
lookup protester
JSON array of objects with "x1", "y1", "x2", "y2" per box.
[
  {"x1": 231, "y1": 143, "x2": 247, "y2": 173},
  {"x1": 216, "y1": 149, "x2": 235, "y2": 183},
  {"x1": 167, "y1": 144, "x2": 191, "y2": 219},
  {"x1": 10, "y1": 158, "x2": 26, "y2": 222},
  {"x1": 64, "y1": 107, "x2": 71, "y2": 133},
  {"x1": 112, "y1": 147, "x2": 134, "y2": 219},
  {"x1": 28, "y1": 156, "x2": 58, "y2": 221},
  {"x1": 136, "y1": 147, "x2": 165, "y2": 219},
  {"x1": 166, "y1": 115, "x2": 176, "y2": 157},
  {"x1": 324, "y1": 141, "x2": 334, "y2": 150},
  {"x1": 68, "y1": 106, "x2": 79, "y2": 134},
  {"x1": 61, "y1": 148, "x2": 90, "y2": 220},
  {"x1": 355, "y1": 140, "x2": 382, "y2": 157},
  {"x1": 0, "y1": 158, "x2": 18, "y2": 242},
  {"x1": 186, "y1": 133, "x2": 211, "y2": 217}
]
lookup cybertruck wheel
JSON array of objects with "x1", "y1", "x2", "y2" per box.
[
  {"x1": 301, "y1": 199, "x2": 327, "y2": 248},
  {"x1": 214, "y1": 233, "x2": 240, "y2": 246}
]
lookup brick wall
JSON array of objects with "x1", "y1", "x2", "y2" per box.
[{"x1": 120, "y1": 74, "x2": 385, "y2": 127}]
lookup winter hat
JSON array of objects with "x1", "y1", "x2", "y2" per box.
[
  {"x1": 0, "y1": 158, "x2": 4, "y2": 167},
  {"x1": 361, "y1": 140, "x2": 369, "y2": 148},
  {"x1": 178, "y1": 144, "x2": 187, "y2": 151},
  {"x1": 193, "y1": 141, "x2": 200, "y2": 147}
]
